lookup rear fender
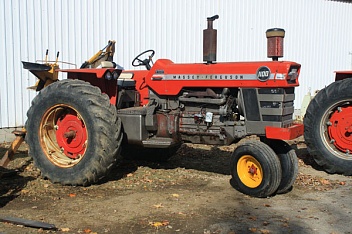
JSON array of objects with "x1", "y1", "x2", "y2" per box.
[
  {"x1": 335, "y1": 71, "x2": 352, "y2": 81},
  {"x1": 59, "y1": 68, "x2": 121, "y2": 105}
]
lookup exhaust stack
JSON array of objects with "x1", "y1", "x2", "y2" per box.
[
  {"x1": 203, "y1": 15, "x2": 219, "y2": 64},
  {"x1": 266, "y1": 28, "x2": 285, "y2": 61}
]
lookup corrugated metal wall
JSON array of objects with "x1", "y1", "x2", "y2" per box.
[{"x1": 1, "y1": 0, "x2": 351, "y2": 128}]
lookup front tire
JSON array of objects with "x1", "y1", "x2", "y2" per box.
[
  {"x1": 265, "y1": 139, "x2": 298, "y2": 194},
  {"x1": 304, "y1": 78, "x2": 352, "y2": 175},
  {"x1": 26, "y1": 79, "x2": 123, "y2": 186},
  {"x1": 230, "y1": 141, "x2": 282, "y2": 198}
]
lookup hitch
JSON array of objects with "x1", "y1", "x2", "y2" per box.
[{"x1": 0, "y1": 129, "x2": 26, "y2": 170}]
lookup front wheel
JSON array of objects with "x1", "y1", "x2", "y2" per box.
[
  {"x1": 264, "y1": 139, "x2": 298, "y2": 194},
  {"x1": 26, "y1": 79, "x2": 123, "y2": 186},
  {"x1": 304, "y1": 78, "x2": 352, "y2": 175},
  {"x1": 230, "y1": 141, "x2": 282, "y2": 198}
]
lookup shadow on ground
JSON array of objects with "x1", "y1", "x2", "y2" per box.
[
  {"x1": 0, "y1": 147, "x2": 35, "y2": 208},
  {"x1": 104, "y1": 143, "x2": 233, "y2": 184}
]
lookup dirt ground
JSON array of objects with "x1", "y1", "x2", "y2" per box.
[{"x1": 1, "y1": 138, "x2": 351, "y2": 234}]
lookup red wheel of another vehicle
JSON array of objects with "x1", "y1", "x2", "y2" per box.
[
  {"x1": 328, "y1": 106, "x2": 352, "y2": 153},
  {"x1": 304, "y1": 78, "x2": 352, "y2": 175}
]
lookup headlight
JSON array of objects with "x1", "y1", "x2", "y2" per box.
[
  {"x1": 287, "y1": 67, "x2": 299, "y2": 83},
  {"x1": 104, "y1": 71, "x2": 112, "y2": 80},
  {"x1": 112, "y1": 71, "x2": 119, "y2": 80}
]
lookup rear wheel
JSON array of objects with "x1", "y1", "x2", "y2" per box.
[
  {"x1": 230, "y1": 141, "x2": 282, "y2": 198},
  {"x1": 304, "y1": 78, "x2": 352, "y2": 175},
  {"x1": 26, "y1": 79, "x2": 123, "y2": 185}
]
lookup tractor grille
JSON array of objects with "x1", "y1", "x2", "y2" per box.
[{"x1": 241, "y1": 87, "x2": 295, "y2": 135}]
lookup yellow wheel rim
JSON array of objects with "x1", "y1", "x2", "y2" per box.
[{"x1": 237, "y1": 155, "x2": 263, "y2": 188}]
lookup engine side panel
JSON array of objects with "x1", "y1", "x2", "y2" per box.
[{"x1": 143, "y1": 59, "x2": 300, "y2": 96}]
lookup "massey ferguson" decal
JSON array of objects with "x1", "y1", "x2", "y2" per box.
[{"x1": 156, "y1": 73, "x2": 275, "y2": 81}]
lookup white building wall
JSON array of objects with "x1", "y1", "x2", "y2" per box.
[{"x1": 0, "y1": 0, "x2": 351, "y2": 128}]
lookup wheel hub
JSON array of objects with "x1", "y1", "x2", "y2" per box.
[
  {"x1": 328, "y1": 106, "x2": 352, "y2": 153},
  {"x1": 237, "y1": 155, "x2": 263, "y2": 188},
  {"x1": 56, "y1": 113, "x2": 87, "y2": 159},
  {"x1": 248, "y1": 164, "x2": 258, "y2": 175}
]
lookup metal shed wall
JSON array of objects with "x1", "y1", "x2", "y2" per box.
[{"x1": 1, "y1": 0, "x2": 352, "y2": 128}]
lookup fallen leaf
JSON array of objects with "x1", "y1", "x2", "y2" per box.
[
  {"x1": 248, "y1": 216, "x2": 257, "y2": 221},
  {"x1": 126, "y1": 173, "x2": 133, "y2": 177},
  {"x1": 69, "y1": 193, "x2": 76, "y2": 198},
  {"x1": 60, "y1": 227, "x2": 70, "y2": 232},
  {"x1": 264, "y1": 204, "x2": 271, "y2": 207},
  {"x1": 21, "y1": 189, "x2": 30, "y2": 194},
  {"x1": 339, "y1": 181, "x2": 346, "y2": 185},
  {"x1": 149, "y1": 220, "x2": 169, "y2": 228},
  {"x1": 153, "y1": 203, "x2": 164, "y2": 208},
  {"x1": 84, "y1": 228, "x2": 92, "y2": 233},
  {"x1": 321, "y1": 179, "x2": 330, "y2": 185},
  {"x1": 249, "y1": 227, "x2": 257, "y2": 232},
  {"x1": 172, "y1": 194, "x2": 180, "y2": 198}
]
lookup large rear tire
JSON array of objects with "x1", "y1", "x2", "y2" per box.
[
  {"x1": 304, "y1": 78, "x2": 352, "y2": 175},
  {"x1": 230, "y1": 141, "x2": 282, "y2": 198},
  {"x1": 26, "y1": 79, "x2": 123, "y2": 186}
]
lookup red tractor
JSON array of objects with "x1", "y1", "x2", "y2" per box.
[
  {"x1": 23, "y1": 16, "x2": 303, "y2": 198},
  {"x1": 304, "y1": 71, "x2": 352, "y2": 176}
]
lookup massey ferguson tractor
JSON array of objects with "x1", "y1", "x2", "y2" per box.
[
  {"x1": 304, "y1": 71, "x2": 352, "y2": 176},
  {"x1": 22, "y1": 16, "x2": 303, "y2": 198}
]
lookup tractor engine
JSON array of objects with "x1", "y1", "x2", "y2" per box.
[
  {"x1": 176, "y1": 88, "x2": 241, "y2": 145},
  {"x1": 139, "y1": 85, "x2": 296, "y2": 146}
]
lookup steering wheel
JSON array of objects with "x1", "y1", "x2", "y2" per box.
[{"x1": 132, "y1": 49, "x2": 155, "y2": 70}]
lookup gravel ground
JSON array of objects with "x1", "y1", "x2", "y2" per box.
[{"x1": 0, "y1": 138, "x2": 351, "y2": 234}]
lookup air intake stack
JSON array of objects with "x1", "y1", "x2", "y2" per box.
[
  {"x1": 266, "y1": 28, "x2": 285, "y2": 61},
  {"x1": 203, "y1": 15, "x2": 219, "y2": 64}
]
